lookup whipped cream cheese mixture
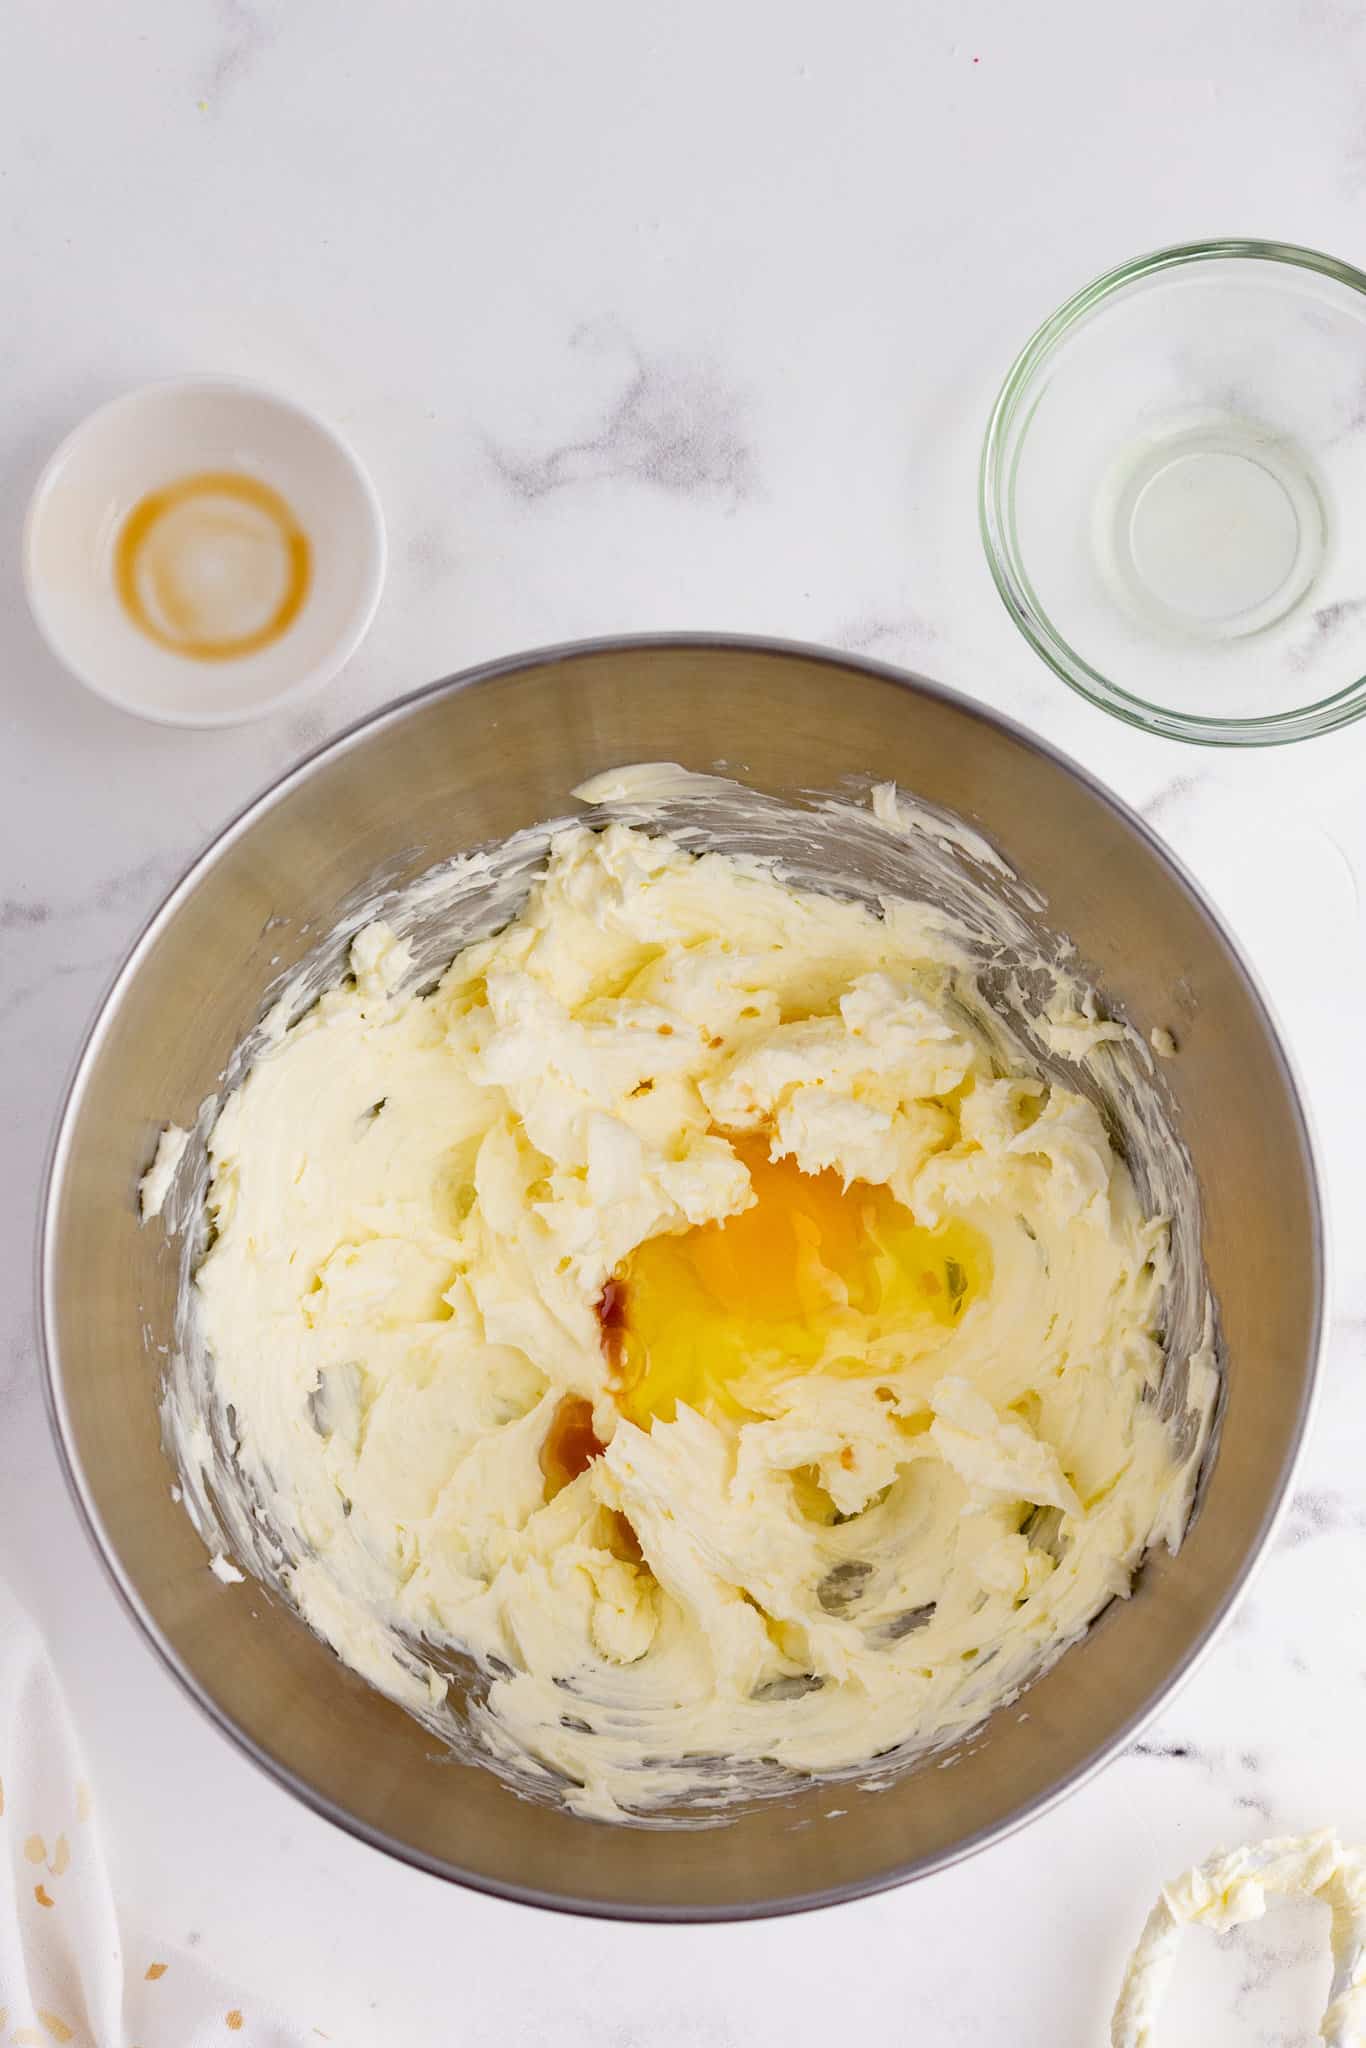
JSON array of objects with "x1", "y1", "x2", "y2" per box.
[
  {"x1": 166, "y1": 773, "x2": 1216, "y2": 1820},
  {"x1": 1112, "y1": 1831, "x2": 1366, "y2": 2048}
]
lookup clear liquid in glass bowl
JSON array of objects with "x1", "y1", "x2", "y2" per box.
[{"x1": 982, "y1": 243, "x2": 1366, "y2": 745}]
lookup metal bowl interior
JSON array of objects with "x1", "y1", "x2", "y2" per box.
[{"x1": 41, "y1": 636, "x2": 1323, "y2": 1919}]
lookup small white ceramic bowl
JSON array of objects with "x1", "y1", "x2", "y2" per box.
[{"x1": 24, "y1": 377, "x2": 386, "y2": 727}]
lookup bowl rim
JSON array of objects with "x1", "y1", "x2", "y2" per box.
[
  {"x1": 980, "y1": 237, "x2": 1366, "y2": 747},
  {"x1": 21, "y1": 372, "x2": 388, "y2": 730},
  {"x1": 36, "y1": 633, "x2": 1329, "y2": 1919}
]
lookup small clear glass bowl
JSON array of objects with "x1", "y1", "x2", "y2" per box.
[{"x1": 981, "y1": 240, "x2": 1366, "y2": 746}]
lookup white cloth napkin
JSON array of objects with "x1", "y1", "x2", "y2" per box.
[{"x1": 0, "y1": 1574, "x2": 315, "y2": 2047}]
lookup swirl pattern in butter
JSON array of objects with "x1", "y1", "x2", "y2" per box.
[{"x1": 187, "y1": 810, "x2": 1215, "y2": 1818}]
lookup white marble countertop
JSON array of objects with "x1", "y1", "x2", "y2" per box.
[{"x1": 6, "y1": 2, "x2": 1366, "y2": 2041}]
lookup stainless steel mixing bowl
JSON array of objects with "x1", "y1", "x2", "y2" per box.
[{"x1": 41, "y1": 636, "x2": 1323, "y2": 1919}]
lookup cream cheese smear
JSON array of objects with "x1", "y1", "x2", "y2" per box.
[{"x1": 158, "y1": 770, "x2": 1217, "y2": 1821}]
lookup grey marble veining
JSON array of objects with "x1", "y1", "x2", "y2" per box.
[
  {"x1": 487, "y1": 324, "x2": 757, "y2": 506},
  {"x1": 198, "y1": 0, "x2": 275, "y2": 110}
]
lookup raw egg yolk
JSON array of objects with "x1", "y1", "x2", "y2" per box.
[{"x1": 604, "y1": 1138, "x2": 989, "y2": 1428}]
